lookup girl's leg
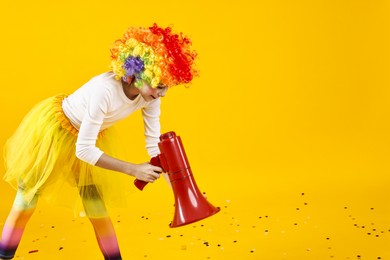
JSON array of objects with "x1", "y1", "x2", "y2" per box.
[
  {"x1": 79, "y1": 185, "x2": 122, "y2": 260},
  {"x1": 0, "y1": 190, "x2": 38, "y2": 260}
]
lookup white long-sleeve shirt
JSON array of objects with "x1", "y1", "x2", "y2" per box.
[{"x1": 62, "y1": 72, "x2": 161, "y2": 165}]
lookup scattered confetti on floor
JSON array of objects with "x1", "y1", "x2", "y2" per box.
[{"x1": 1, "y1": 180, "x2": 389, "y2": 259}]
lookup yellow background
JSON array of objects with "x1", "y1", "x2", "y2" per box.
[{"x1": 1, "y1": 0, "x2": 390, "y2": 259}]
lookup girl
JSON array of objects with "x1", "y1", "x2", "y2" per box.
[{"x1": 0, "y1": 23, "x2": 198, "y2": 260}]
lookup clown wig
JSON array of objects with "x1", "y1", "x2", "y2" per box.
[{"x1": 110, "y1": 23, "x2": 198, "y2": 88}]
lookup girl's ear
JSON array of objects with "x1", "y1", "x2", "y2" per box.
[{"x1": 127, "y1": 76, "x2": 134, "y2": 84}]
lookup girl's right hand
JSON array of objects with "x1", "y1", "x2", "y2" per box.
[
  {"x1": 95, "y1": 153, "x2": 162, "y2": 183},
  {"x1": 131, "y1": 163, "x2": 162, "y2": 183}
]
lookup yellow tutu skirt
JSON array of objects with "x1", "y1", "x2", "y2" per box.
[{"x1": 3, "y1": 95, "x2": 134, "y2": 215}]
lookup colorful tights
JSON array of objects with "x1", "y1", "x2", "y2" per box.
[
  {"x1": 0, "y1": 190, "x2": 37, "y2": 259},
  {"x1": 80, "y1": 186, "x2": 122, "y2": 260},
  {"x1": 0, "y1": 187, "x2": 122, "y2": 259}
]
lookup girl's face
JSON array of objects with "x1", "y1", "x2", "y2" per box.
[{"x1": 138, "y1": 81, "x2": 168, "y2": 101}]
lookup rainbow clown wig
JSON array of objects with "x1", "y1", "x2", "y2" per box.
[{"x1": 110, "y1": 23, "x2": 198, "y2": 88}]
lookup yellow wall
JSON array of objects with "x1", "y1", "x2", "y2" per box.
[{"x1": 0, "y1": 0, "x2": 389, "y2": 259}]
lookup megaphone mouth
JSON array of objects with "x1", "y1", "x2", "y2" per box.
[{"x1": 170, "y1": 206, "x2": 221, "y2": 228}]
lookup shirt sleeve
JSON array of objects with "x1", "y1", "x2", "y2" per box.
[
  {"x1": 75, "y1": 85, "x2": 110, "y2": 165},
  {"x1": 142, "y1": 98, "x2": 161, "y2": 157}
]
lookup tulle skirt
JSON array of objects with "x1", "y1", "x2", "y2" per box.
[{"x1": 3, "y1": 95, "x2": 134, "y2": 216}]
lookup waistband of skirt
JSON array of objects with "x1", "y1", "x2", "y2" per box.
[{"x1": 53, "y1": 94, "x2": 79, "y2": 137}]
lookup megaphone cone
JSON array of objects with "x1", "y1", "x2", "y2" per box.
[
  {"x1": 170, "y1": 168, "x2": 220, "y2": 228},
  {"x1": 134, "y1": 131, "x2": 220, "y2": 227}
]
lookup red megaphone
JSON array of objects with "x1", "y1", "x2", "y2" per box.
[{"x1": 134, "y1": 131, "x2": 220, "y2": 228}]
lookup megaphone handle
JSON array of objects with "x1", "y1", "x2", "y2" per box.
[
  {"x1": 134, "y1": 179, "x2": 148, "y2": 191},
  {"x1": 134, "y1": 155, "x2": 161, "y2": 191}
]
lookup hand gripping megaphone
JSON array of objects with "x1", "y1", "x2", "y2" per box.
[{"x1": 134, "y1": 131, "x2": 220, "y2": 228}]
